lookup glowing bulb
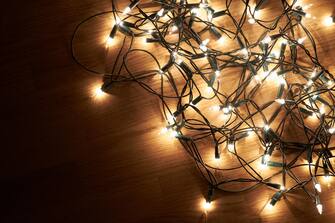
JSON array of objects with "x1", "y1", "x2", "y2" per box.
[
  {"x1": 123, "y1": 6, "x2": 131, "y2": 15},
  {"x1": 327, "y1": 80, "x2": 333, "y2": 86},
  {"x1": 280, "y1": 185, "x2": 285, "y2": 191},
  {"x1": 191, "y1": 8, "x2": 200, "y2": 16},
  {"x1": 240, "y1": 48, "x2": 248, "y2": 56},
  {"x1": 227, "y1": 143, "x2": 234, "y2": 152},
  {"x1": 171, "y1": 25, "x2": 178, "y2": 32},
  {"x1": 324, "y1": 16, "x2": 334, "y2": 26},
  {"x1": 264, "y1": 154, "x2": 270, "y2": 162},
  {"x1": 264, "y1": 124, "x2": 270, "y2": 131},
  {"x1": 157, "y1": 8, "x2": 164, "y2": 17},
  {"x1": 206, "y1": 86, "x2": 213, "y2": 94},
  {"x1": 200, "y1": 39, "x2": 210, "y2": 52},
  {"x1": 329, "y1": 128, "x2": 335, "y2": 134},
  {"x1": 222, "y1": 106, "x2": 232, "y2": 114},
  {"x1": 210, "y1": 105, "x2": 221, "y2": 111},
  {"x1": 275, "y1": 98, "x2": 285, "y2": 105},
  {"x1": 93, "y1": 86, "x2": 106, "y2": 99},
  {"x1": 316, "y1": 204, "x2": 323, "y2": 215},
  {"x1": 218, "y1": 36, "x2": 225, "y2": 44},
  {"x1": 169, "y1": 130, "x2": 178, "y2": 138},
  {"x1": 307, "y1": 80, "x2": 313, "y2": 86},
  {"x1": 203, "y1": 201, "x2": 211, "y2": 210},
  {"x1": 215, "y1": 70, "x2": 221, "y2": 77},
  {"x1": 315, "y1": 183, "x2": 321, "y2": 193},
  {"x1": 115, "y1": 18, "x2": 123, "y2": 26},
  {"x1": 262, "y1": 36, "x2": 272, "y2": 44},
  {"x1": 319, "y1": 106, "x2": 325, "y2": 115},
  {"x1": 107, "y1": 37, "x2": 114, "y2": 45},
  {"x1": 160, "y1": 127, "x2": 168, "y2": 135}
]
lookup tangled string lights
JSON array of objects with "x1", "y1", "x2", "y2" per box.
[{"x1": 72, "y1": 0, "x2": 335, "y2": 215}]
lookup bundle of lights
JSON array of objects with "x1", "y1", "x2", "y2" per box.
[{"x1": 72, "y1": 0, "x2": 335, "y2": 214}]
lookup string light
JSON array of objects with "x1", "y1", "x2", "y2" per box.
[{"x1": 72, "y1": 0, "x2": 335, "y2": 215}]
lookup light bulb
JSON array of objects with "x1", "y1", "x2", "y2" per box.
[
  {"x1": 329, "y1": 128, "x2": 335, "y2": 134},
  {"x1": 204, "y1": 201, "x2": 211, "y2": 210},
  {"x1": 157, "y1": 8, "x2": 164, "y2": 17},
  {"x1": 327, "y1": 80, "x2": 333, "y2": 86},
  {"x1": 324, "y1": 16, "x2": 334, "y2": 26},
  {"x1": 171, "y1": 25, "x2": 178, "y2": 32},
  {"x1": 107, "y1": 37, "x2": 114, "y2": 45},
  {"x1": 160, "y1": 127, "x2": 168, "y2": 135},
  {"x1": 316, "y1": 204, "x2": 323, "y2": 215},
  {"x1": 264, "y1": 154, "x2": 270, "y2": 162},
  {"x1": 227, "y1": 143, "x2": 234, "y2": 152},
  {"x1": 215, "y1": 70, "x2": 221, "y2": 77},
  {"x1": 94, "y1": 87, "x2": 105, "y2": 99},
  {"x1": 123, "y1": 6, "x2": 131, "y2": 15},
  {"x1": 210, "y1": 105, "x2": 221, "y2": 111},
  {"x1": 191, "y1": 7, "x2": 200, "y2": 16},
  {"x1": 200, "y1": 39, "x2": 210, "y2": 51},
  {"x1": 315, "y1": 183, "x2": 321, "y2": 193},
  {"x1": 262, "y1": 36, "x2": 272, "y2": 44},
  {"x1": 307, "y1": 80, "x2": 313, "y2": 86},
  {"x1": 218, "y1": 36, "x2": 225, "y2": 44},
  {"x1": 319, "y1": 106, "x2": 325, "y2": 115},
  {"x1": 169, "y1": 130, "x2": 178, "y2": 138},
  {"x1": 275, "y1": 98, "x2": 285, "y2": 105},
  {"x1": 115, "y1": 18, "x2": 123, "y2": 26}
]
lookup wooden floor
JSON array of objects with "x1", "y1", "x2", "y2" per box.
[{"x1": 2, "y1": 0, "x2": 335, "y2": 222}]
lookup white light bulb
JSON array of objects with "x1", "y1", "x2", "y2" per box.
[
  {"x1": 200, "y1": 39, "x2": 210, "y2": 51},
  {"x1": 278, "y1": 76, "x2": 286, "y2": 85},
  {"x1": 315, "y1": 183, "x2": 321, "y2": 193},
  {"x1": 275, "y1": 98, "x2": 285, "y2": 105},
  {"x1": 264, "y1": 154, "x2": 270, "y2": 162},
  {"x1": 329, "y1": 128, "x2": 335, "y2": 134},
  {"x1": 157, "y1": 8, "x2": 164, "y2": 17},
  {"x1": 316, "y1": 204, "x2": 323, "y2": 215},
  {"x1": 264, "y1": 124, "x2": 270, "y2": 131},
  {"x1": 191, "y1": 8, "x2": 200, "y2": 16},
  {"x1": 327, "y1": 80, "x2": 333, "y2": 86},
  {"x1": 210, "y1": 105, "x2": 221, "y2": 111},
  {"x1": 215, "y1": 70, "x2": 221, "y2": 77},
  {"x1": 218, "y1": 36, "x2": 225, "y2": 44},
  {"x1": 227, "y1": 143, "x2": 234, "y2": 152},
  {"x1": 324, "y1": 16, "x2": 334, "y2": 26},
  {"x1": 307, "y1": 80, "x2": 313, "y2": 86},
  {"x1": 107, "y1": 37, "x2": 114, "y2": 45},
  {"x1": 169, "y1": 130, "x2": 178, "y2": 138},
  {"x1": 123, "y1": 6, "x2": 131, "y2": 15},
  {"x1": 160, "y1": 127, "x2": 168, "y2": 135},
  {"x1": 262, "y1": 36, "x2": 272, "y2": 44},
  {"x1": 204, "y1": 201, "x2": 211, "y2": 210},
  {"x1": 115, "y1": 18, "x2": 123, "y2": 26},
  {"x1": 171, "y1": 25, "x2": 178, "y2": 32}
]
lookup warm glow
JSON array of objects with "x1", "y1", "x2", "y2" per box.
[
  {"x1": 92, "y1": 85, "x2": 106, "y2": 100},
  {"x1": 317, "y1": 204, "x2": 323, "y2": 215},
  {"x1": 324, "y1": 16, "x2": 334, "y2": 26}
]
